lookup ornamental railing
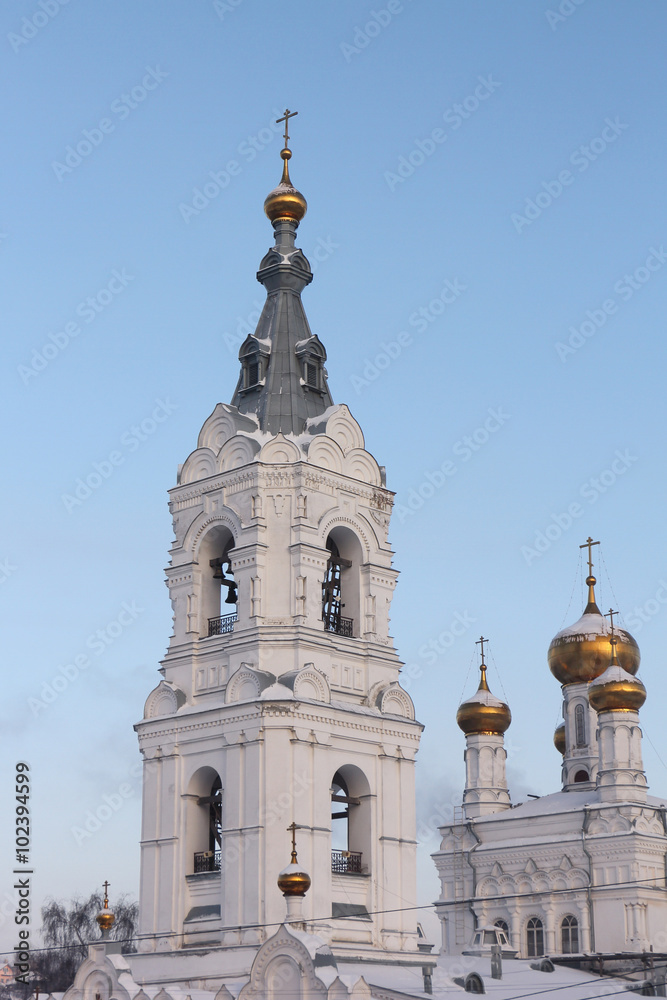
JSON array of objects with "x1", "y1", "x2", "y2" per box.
[
  {"x1": 325, "y1": 616, "x2": 354, "y2": 638},
  {"x1": 331, "y1": 850, "x2": 362, "y2": 874},
  {"x1": 208, "y1": 613, "x2": 237, "y2": 636},
  {"x1": 193, "y1": 850, "x2": 221, "y2": 873}
]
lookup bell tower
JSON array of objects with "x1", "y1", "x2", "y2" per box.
[{"x1": 132, "y1": 115, "x2": 423, "y2": 984}]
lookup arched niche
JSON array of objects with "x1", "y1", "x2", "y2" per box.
[
  {"x1": 185, "y1": 765, "x2": 222, "y2": 875},
  {"x1": 330, "y1": 764, "x2": 372, "y2": 874},
  {"x1": 197, "y1": 524, "x2": 237, "y2": 637},
  {"x1": 322, "y1": 525, "x2": 364, "y2": 638}
]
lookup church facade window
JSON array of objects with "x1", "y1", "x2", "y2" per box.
[
  {"x1": 561, "y1": 914, "x2": 579, "y2": 954},
  {"x1": 494, "y1": 918, "x2": 510, "y2": 945},
  {"x1": 526, "y1": 917, "x2": 544, "y2": 957},
  {"x1": 321, "y1": 528, "x2": 362, "y2": 637},
  {"x1": 199, "y1": 526, "x2": 237, "y2": 637},
  {"x1": 574, "y1": 703, "x2": 586, "y2": 747},
  {"x1": 330, "y1": 765, "x2": 370, "y2": 875},
  {"x1": 188, "y1": 768, "x2": 223, "y2": 874}
]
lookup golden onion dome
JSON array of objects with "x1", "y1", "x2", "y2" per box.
[
  {"x1": 264, "y1": 148, "x2": 307, "y2": 224},
  {"x1": 277, "y1": 851, "x2": 311, "y2": 898},
  {"x1": 554, "y1": 722, "x2": 566, "y2": 755},
  {"x1": 457, "y1": 664, "x2": 511, "y2": 736},
  {"x1": 95, "y1": 895, "x2": 115, "y2": 934},
  {"x1": 589, "y1": 662, "x2": 647, "y2": 713},
  {"x1": 548, "y1": 575, "x2": 639, "y2": 685}
]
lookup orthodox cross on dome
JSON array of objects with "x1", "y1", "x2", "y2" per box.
[
  {"x1": 102, "y1": 880, "x2": 110, "y2": 904},
  {"x1": 287, "y1": 820, "x2": 299, "y2": 863},
  {"x1": 276, "y1": 108, "x2": 298, "y2": 149},
  {"x1": 580, "y1": 536, "x2": 600, "y2": 576},
  {"x1": 476, "y1": 635, "x2": 489, "y2": 689},
  {"x1": 580, "y1": 536, "x2": 600, "y2": 612},
  {"x1": 605, "y1": 608, "x2": 619, "y2": 661}
]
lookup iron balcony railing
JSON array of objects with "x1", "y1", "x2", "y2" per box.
[
  {"x1": 194, "y1": 850, "x2": 221, "y2": 873},
  {"x1": 208, "y1": 613, "x2": 237, "y2": 637},
  {"x1": 325, "y1": 616, "x2": 354, "y2": 638},
  {"x1": 331, "y1": 850, "x2": 363, "y2": 874}
]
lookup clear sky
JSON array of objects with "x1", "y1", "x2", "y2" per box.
[{"x1": 2, "y1": 0, "x2": 667, "y2": 956}]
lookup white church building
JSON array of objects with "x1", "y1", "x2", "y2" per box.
[
  {"x1": 60, "y1": 121, "x2": 667, "y2": 1000},
  {"x1": 433, "y1": 547, "x2": 667, "y2": 961}
]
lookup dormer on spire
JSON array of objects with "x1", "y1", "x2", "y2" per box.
[{"x1": 231, "y1": 111, "x2": 333, "y2": 436}]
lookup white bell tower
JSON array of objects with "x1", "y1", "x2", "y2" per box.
[{"x1": 131, "y1": 122, "x2": 423, "y2": 985}]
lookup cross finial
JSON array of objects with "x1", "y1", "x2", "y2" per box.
[
  {"x1": 579, "y1": 536, "x2": 600, "y2": 577},
  {"x1": 476, "y1": 635, "x2": 487, "y2": 666},
  {"x1": 287, "y1": 821, "x2": 299, "y2": 863},
  {"x1": 102, "y1": 880, "x2": 110, "y2": 905},
  {"x1": 605, "y1": 608, "x2": 619, "y2": 663},
  {"x1": 276, "y1": 108, "x2": 298, "y2": 149}
]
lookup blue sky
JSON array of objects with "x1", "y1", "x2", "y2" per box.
[{"x1": 2, "y1": 0, "x2": 667, "y2": 954}]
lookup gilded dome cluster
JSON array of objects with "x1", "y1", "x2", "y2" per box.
[{"x1": 457, "y1": 664, "x2": 511, "y2": 736}]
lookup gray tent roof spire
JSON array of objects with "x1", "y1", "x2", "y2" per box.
[{"x1": 231, "y1": 121, "x2": 333, "y2": 436}]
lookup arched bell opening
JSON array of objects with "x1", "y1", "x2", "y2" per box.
[
  {"x1": 330, "y1": 764, "x2": 371, "y2": 875},
  {"x1": 322, "y1": 527, "x2": 363, "y2": 638},
  {"x1": 186, "y1": 766, "x2": 222, "y2": 874},
  {"x1": 198, "y1": 525, "x2": 237, "y2": 637}
]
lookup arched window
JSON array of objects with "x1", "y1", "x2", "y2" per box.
[
  {"x1": 330, "y1": 765, "x2": 370, "y2": 875},
  {"x1": 464, "y1": 973, "x2": 485, "y2": 994},
  {"x1": 526, "y1": 917, "x2": 544, "y2": 958},
  {"x1": 199, "y1": 526, "x2": 237, "y2": 637},
  {"x1": 188, "y1": 768, "x2": 222, "y2": 874},
  {"x1": 561, "y1": 915, "x2": 579, "y2": 954},
  {"x1": 574, "y1": 704, "x2": 586, "y2": 747},
  {"x1": 494, "y1": 918, "x2": 511, "y2": 945},
  {"x1": 573, "y1": 769, "x2": 589, "y2": 783},
  {"x1": 322, "y1": 528, "x2": 362, "y2": 637}
]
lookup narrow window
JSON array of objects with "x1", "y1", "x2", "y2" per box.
[
  {"x1": 494, "y1": 918, "x2": 510, "y2": 945},
  {"x1": 246, "y1": 360, "x2": 259, "y2": 387},
  {"x1": 561, "y1": 915, "x2": 579, "y2": 954},
  {"x1": 574, "y1": 704, "x2": 586, "y2": 747},
  {"x1": 194, "y1": 776, "x2": 222, "y2": 873},
  {"x1": 526, "y1": 917, "x2": 544, "y2": 958},
  {"x1": 305, "y1": 360, "x2": 318, "y2": 388},
  {"x1": 322, "y1": 538, "x2": 352, "y2": 635}
]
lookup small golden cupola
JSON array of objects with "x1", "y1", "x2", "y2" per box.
[
  {"x1": 548, "y1": 538, "x2": 640, "y2": 685},
  {"x1": 264, "y1": 108, "x2": 307, "y2": 224},
  {"x1": 589, "y1": 609, "x2": 647, "y2": 713},
  {"x1": 553, "y1": 722, "x2": 566, "y2": 755},
  {"x1": 457, "y1": 638, "x2": 511, "y2": 736},
  {"x1": 95, "y1": 881, "x2": 115, "y2": 938},
  {"x1": 277, "y1": 822, "x2": 311, "y2": 898}
]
